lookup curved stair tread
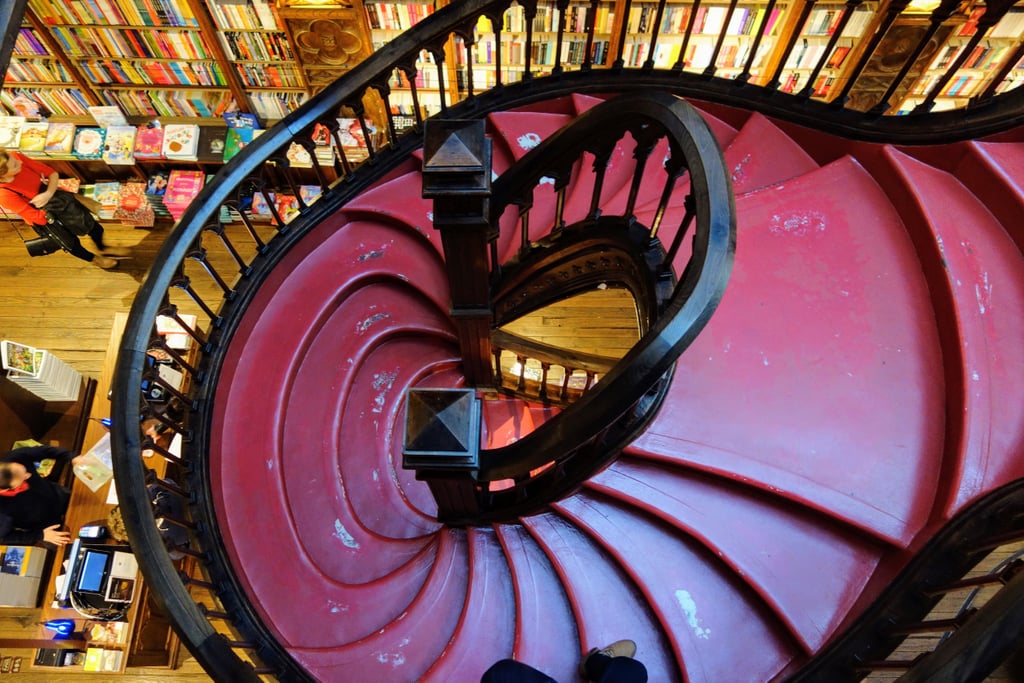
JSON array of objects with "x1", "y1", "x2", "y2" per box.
[
  {"x1": 719, "y1": 112, "x2": 820, "y2": 195},
  {"x1": 587, "y1": 459, "x2": 884, "y2": 652},
  {"x1": 344, "y1": 172, "x2": 447, "y2": 257},
  {"x1": 882, "y1": 146, "x2": 1024, "y2": 516},
  {"x1": 420, "y1": 529, "x2": 516, "y2": 681},
  {"x1": 553, "y1": 493, "x2": 796, "y2": 682},
  {"x1": 520, "y1": 512, "x2": 680, "y2": 681},
  {"x1": 333, "y1": 337, "x2": 461, "y2": 542},
  {"x1": 954, "y1": 140, "x2": 1024, "y2": 252},
  {"x1": 494, "y1": 524, "x2": 581, "y2": 681},
  {"x1": 481, "y1": 396, "x2": 538, "y2": 448},
  {"x1": 282, "y1": 286, "x2": 454, "y2": 545},
  {"x1": 288, "y1": 528, "x2": 470, "y2": 680},
  {"x1": 208, "y1": 410, "x2": 440, "y2": 650},
  {"x1": 634, "y1": 156, "x2": 945, "y2": 546}
]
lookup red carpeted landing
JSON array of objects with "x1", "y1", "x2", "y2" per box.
[{"x1": 209, "y1": 95, "x2": 1024, "y2": 682}]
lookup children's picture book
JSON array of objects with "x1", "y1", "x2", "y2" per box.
[
  {"x1": 299, "y1": 185, "x2": 322, "y2": 205},
  {"x1": 250, "y1": 191, "x2": 273, "y2": 218},
  {"x1": 223, "y1": 111, "x2": 260, "y2": 129},
  {"x1": 223, "y1": 126, "x2": 257, "y2": 161},
  {"x1": 145, "y1": 170, "x2": 169, "y2": 196},
  {"x1": 133, "y1": 124, "x2": 164, "y2": 159},
  {"x1": 17, "y1": 122, "x2": 48, "y2": 155},
  {"x1": 87, "y1": 105, "x2": 128, "y2": 128},
  {"x1": 92, "y1": 181, "x2": 121, "y2": 219},
  {"x1": 112, "y1": 181, "x2": 154, "y2": 227},
  {"x1": 83, "y1": 620, "x2": 128, "y2": 645},
  {"x1": 72, "y1": 127, "x2": 106, "y2": 160},
  {"x1": 56, "y1": 177, "x2": 81, "y2": 193},
  {"x1": 162, "y1": 123, "x2": 200, "y2": 160},
  {"x1": 44, "y1": 122, "x2": 76, "y2": 157},
  {"x1": 275, "y1": 193, "x2": 300, "y2": 223},
  {"x1": 197, "y1": 126, "x2": 228, "y2": 162},
  {"x1": 285, "y1": 141, "x2": 312, "y2": 168},
  {"x1": 0, "y1": 340, "x2": 41, "y2": 376},
  {"x1": 102, "y1": 125, "x2": 137, "y2": 165},
  {"x1": 0, "y1": 116, "x2": 26, "y2": 149}
]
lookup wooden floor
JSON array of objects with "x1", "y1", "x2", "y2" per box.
[{"x1": 0, "y1": 220, "x2": 177, "y2": 380}]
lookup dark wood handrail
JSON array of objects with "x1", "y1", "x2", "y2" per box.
[{"x1": 105, "y1": 0, "x2": 1024, "y2": 679}]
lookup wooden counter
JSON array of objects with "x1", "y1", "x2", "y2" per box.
[{"x1": 32, "y1": 312, "x2": 181, "y2": 673}]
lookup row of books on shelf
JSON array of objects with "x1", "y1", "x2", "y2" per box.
[
  {"x1": 932, "y1": 42, "x2": 1014, "y2": 72},
  {"x1": 49, "y1": 25, "x2": 214, "y2": 62},
  {"x1": 218, "y1": 30, "x2": 295, "y2": 63},
  {"x1": 500, "y1": 4, "x2": 615, "y2": 35},
  {"x1": 366, "y1": 2, "x2": 435, "y2": 32},
  {"x1": 31, "y1": 0, "x2": 198, "y2": 28},
  {"x1": 79, "y1": 58, "x2": 226, "y2": 88},
  {"x1": 959, "y1": 7, "x2": 1024, "y2": 38},
  {"x1": 206, "y1": 0, "x2": 280, "y2": 32},
  {"x1": 0, "y1": 118, "x2": 256, "y2": 165},
  {"x1": 98, "y1": 88, "x2": 235, "y2": 119}
]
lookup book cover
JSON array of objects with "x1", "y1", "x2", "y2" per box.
[
  {"x1": 0, "y1": 116, "x2": 26, "y2": 149},
  {"x1": 112, "y1": 181, "x2": 154, "y2": 227},
  {"x1": 197, "y1": 126, "x2": 228, "y2": 162},
  {"x1": 299, "y1": 185, "x2": 322, "y2": 205},
  {"x1": 17, "y1": 122, "x2": 49, "y2": 154},
  {"x1": 72, "y1": 127, "x2": 106, "y2": 160},
  {"x1": 57, "y1": 177, "x2": 81, "y2": 193},
  {"x1": 44, "y1": 122, "x2": 76, "y2": 157},
  {"x1": 83, "y1": 620, "x2": 128, "y2": 645},
  {"x1": 87, "y1": 104, "x2": 128, "y2": 128},
  {"x1": 251, "y1": 191, "x2": 273, "y2": 218},
  {"x1": 92, "y1": 181, "x2": 121, "y2": 219},
  {"x1": 164, "y1": 169, "x2": 205, "y2": 206},
  {"x1": 145, "y1": 170, "x2": 170, "y2": 196},
  {"x1": 223, "y1": 126, "x2": 256, "y2": 161},
  {"x1": 285, "y1": 141, "x2": 312, "y2": 168},
  {"x1": 0, "y1": 340, "x2": 39, "y2": 376},
  {"x1": 133, "y1": 124, "x2": 165, "y2": 159},
  {"x1": 102, "y1": 125, "x2": 137, "y2": 165},
  {"x1": 274, "y1": 192, "x2": 299, "y2": 223},
  {"x1": 223, "y1": 111, "x2": 260, "y2": 129},
  {"x1": 162, "y1": 123, "x2": 200, "y2": 160}
]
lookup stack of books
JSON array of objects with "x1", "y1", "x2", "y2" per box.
[{"x1": 0, "y1": 340, "x2": 81, "y2": 402}]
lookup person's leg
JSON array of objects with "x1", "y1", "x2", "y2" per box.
[
  {"x1": 66, "y1": 236, "x2": 116, "y2": 268},
  {"x1": 583, "y1": 653, "x2": 648, "y2": 683},
  {"x1": 480, "y1": 658, "x2": 557, "y2": 683}
]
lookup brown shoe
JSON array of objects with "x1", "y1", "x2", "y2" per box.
[
  {"x1": 93, "y1": 255, "x2": 118, "y2": 269},
  {"x1": 102, "y1": 245, "x2": 132, "y2": 257},
  {"x1": 580, "y1": 639, "x2": 637, "y2": 677}
]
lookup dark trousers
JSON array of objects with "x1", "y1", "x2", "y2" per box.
[{"x1": 481, "y1": 654, "x2": 647, "y2": 683}]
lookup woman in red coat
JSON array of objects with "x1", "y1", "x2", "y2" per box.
[{"x1": 0, "y1": 150, "x2": 119, "y2": 268}]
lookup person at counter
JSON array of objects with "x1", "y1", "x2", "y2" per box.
[{"x1": 0, "y1": 444, "x2": 84, "y2": 546}]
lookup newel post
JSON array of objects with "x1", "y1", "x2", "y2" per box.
[{"x1": 422, "y1": 119, "x2": 495, "y2": 385}]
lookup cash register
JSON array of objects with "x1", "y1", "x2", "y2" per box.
[{"x1": 58, "y1": 539, "x2": 138, "y2": 620}]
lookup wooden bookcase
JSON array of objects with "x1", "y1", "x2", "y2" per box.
[{"x1": 3, "y1": 0, "x2": 1020, "y2": 178}]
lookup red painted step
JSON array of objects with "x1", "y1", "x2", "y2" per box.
[{"x1": 205, "y1": 96, "x2": 1024, "y2": 682}]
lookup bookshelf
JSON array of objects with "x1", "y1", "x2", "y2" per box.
[
  {"x1": 772, "y1": 2, "x2": 876, "y2": 97},
  {"x1": 901, "y1": 4, "x2": 1024, "y2": 112}
]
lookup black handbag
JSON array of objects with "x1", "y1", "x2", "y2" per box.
[
  {"x1": 24, "y1": 234, "x2": 61, "y2": 257},
  {"x1": 2, "y1": 210, "x2": 61, "y2": 256}
]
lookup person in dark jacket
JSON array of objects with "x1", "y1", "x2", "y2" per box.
[{"x1": 0, "y1": 444, "x2": 84, "y2": 546}]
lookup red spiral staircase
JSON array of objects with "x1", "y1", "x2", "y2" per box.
[{"x1": 202, "y1": 92, "x2": 1024, "y2": 681}]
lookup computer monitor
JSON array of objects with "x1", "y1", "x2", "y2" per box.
[{"x1": 76, "y1": 549, "x2": 111, "y2": 594}]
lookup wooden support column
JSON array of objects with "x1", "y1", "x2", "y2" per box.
[{"x1": 422, "y1": 119, "x2": 495, "y2": 386}]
